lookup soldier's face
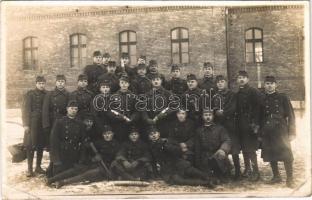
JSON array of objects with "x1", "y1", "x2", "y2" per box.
[
  {"x1": 129, "y1": 132, "x2": 139, "y2": 142},
  {"x1": 149, "y1": 131, "x2": 160, "y2": 142},
  {"x1": 36, "y1": 82, "x2": 46, "y2": 90},
  {"x1": 264, "y1": 82, "x2": 277, "y2": 93},
  {"x1": 119, "y1": 80, "x2": 129, "y2": 90},
  {"x1": 67, "y1": 106, "x2": 78, "y2": 117},
  {"x1": 102, "y1": 57, "x2": 111, "y2": 64},
  {"x1": 217, "y1": 80, "x2": 227, "y2": 90},
  {"x1": 103, "y1": 131, "x2": 114, "y2": 141},
  {"x1": 171, "y1": 70, "x2": 181, "y2": 78},
  {"x1": 121, "y1": 58, "x2": 130, "y2": 65},
  {"x1": 78, "y1": 80, "x2": 88, "y2": 88},
  {"x1": 137, "y1": 58, "x2": 146, "y2": 64},
  {"x1": 93, "y1": 56, "x2": 102, "y2": 65},
  {"x1": 203, "y1": 67, "x2": 213, "y2": 76},
  {"x1": 107, "y1": 66, "x2": 116, "y2": 73},
  {"x1": 203, "y1": 112, "x2": 214, "y2": 122},
  {"x1": 152, "y1": 78, "x2": 162, "y2": 87},
  {"x1": 100, "y1": 85, "x2": 110, "y2": 94},
  {"x1": 83, "y1": 119, "x2": 94, "y2": 130},
  {"x1": 177, "y1": 110, "x2": 187, "y2": 122},
  {"x1": 137, "y1": 68, "x2": 147, "y2": 76},
  {"x1": 56, "y1": 80, "x2": 66, "y2": 89},
  {"x1": 237, "y1": 76, "x2": 249, "y2": 86},
  {"x1": 187, "y1": 80, "x2": 198, "y2": 89}
]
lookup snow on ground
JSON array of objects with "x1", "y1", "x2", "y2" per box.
[{"x1": 2, "y1": 109, "x2": 311, "y2": 199}]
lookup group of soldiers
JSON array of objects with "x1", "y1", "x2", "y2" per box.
[{"x1": 21, "y1": 50, "x2": 296, "y2": 189}]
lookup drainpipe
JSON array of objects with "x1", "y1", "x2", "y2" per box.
[{"x1": 224, "y1": 7, "x2": 231, "y2": 88}]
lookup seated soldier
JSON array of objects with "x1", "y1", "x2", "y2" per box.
[
  {"x1": 47, "y1": 125, "x2": 119, "y2": 188},
  {"x1": 193, "y1": 108, "x2": 232, "y2": 183},
  {"x1": 111, "y1": 127, "x2": 153, "y2": 181},
  {"x1": 148, "y1": 126, "x2": 215, "y2": 188}
]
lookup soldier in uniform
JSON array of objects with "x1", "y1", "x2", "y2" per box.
[
  {"x1": 236, "y1": 70, "x2": 262, "y2": 181},
  {"x1": 42, "y1": 74, "x2": 69, "y2": 149},
  {"x1": 164, "y1": 64, "x2": 188, "y2": 96},
  {"x1": 259, "y1": 76, "x2": 296, "y2": 188},
  {"x1": 212, "y1": 75, "x2": 241, "y2": 180},
  {"x1": 116, "y1": 52, "x2": 134, "y2": 79},
  {"x1": 137, "y1": 55, "x2": 147, "y2": 65},
  {"x1": 130, "y1": 63, "x2": 152, "y2": 95},
  {"x1": 102, "y1": 52, "x2": 111, "y2": 72},
  {"x1": 49, "y1": 100, "x2": 86, "y2": 177},
  {"x1": 98, "y1": 61, "x2": 120, "y2": 93},
  {"x1": 22, "y1": 76, "x2": 47, "y2": 177},
  {"x1": 83, "y1": 51, "x2": 106, "y2": 94},
  {"x1": 148, "y1": 126, "x2": 215, "y2": 187},
  {"x1": 198, "y1": 62, "x2": 216, "y2": 94},
  {"x1": 146, "y1": 60, "x2": 166, "y2": 87},
  {"x1": 193, "y1": 109, "x2": 232, "y2": 182},
  {"x1": 111, "y1": 128, "x2": 153, "y2": 180},
  {"x1": 110, "y1": 75, "x2": 139, "y2": 142},
  {"x1": 69, "y1": 74, "x2": 94, "y2": 119}
]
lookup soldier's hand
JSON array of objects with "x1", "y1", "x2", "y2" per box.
[
  {"x1": 123, "y1": 161, "x2": 132, "y2": 169},
  {"x1": 215, "y1": 149, "x2": 226, "y2": 160},
  {"x1": 24, "y1": 126, "x2": 30, "y2": 134}
]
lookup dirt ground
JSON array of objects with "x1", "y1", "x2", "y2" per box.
[{"x1": 2, "y1": 109, "x2": 311, "y2": 199}]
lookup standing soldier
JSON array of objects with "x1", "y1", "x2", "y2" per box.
[
  {"x1": 83, "y1": 51, "x2": 106, "y2": 94},
  {"x1": 102, "y1": 52, "x2": 111, "y2": 73},
  {"x1": 98, "y1": 61, "x2": 120, "y2": 93},
  {"x1": 198, "y1": 62, "x2": 216, "y2": 94},
  {"x1": 164, "y1": 64, "x2": 188, "y2": 96},
  {"x1": 49, "y1": 100, "x2": 86, "y2": 176},
  {"x1": 69, "y1": 74, "x2": 94, "y2": 119},
  {"x1": 236, "y1": 70, "x2": 262, "y2": 181},
  {"x1": 130, "y1": 63, "x2": 152, "y2": 95},
  {"x1": 259, "y1": 76, "x2": 296, "y2": 188},
  {"x1": 212, "y1": 75, "x2": 241, "y2": 180},
  {"x1": 146, "y1": 60, "x2": 166, "y2": 87},
  {"x1": 42, "y1": 74, "x2": 69, "y2": 149},
  {"x1": 22, "y1": 76, "x2": 47, "y2": 177},
  {"x1": 116, "y1": 52, "x2": 131, "y2": 78}
]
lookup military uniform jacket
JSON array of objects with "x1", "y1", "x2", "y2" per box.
[
  {"x1": 84, "y1": 64, "x2": 107, "y2": 94},
  {"x1": 168, "y1": 118, "x2": 195, "y2": 143},
  {"x1": 91, "y1": 93, "x2": 115, "y2": 126},
  {"x1": 146, "y1": 72, "x2": 166, "y2": 87},
  {"x1": 182, "y1": 88, "x2": 206, "y2": 122},
  {"x1": 130, "y1": 75, "x2": 152, "y2": 95},
  {"x1": 93, "y1": 139, "x2": 120, "y2": 165},
  {"x1": 199, "y1": 76, "x2": 215, "y2": 93},
  {"x1": 97, "y1": 72, "x2": 120, "y2": 93},
  {"x1": 50, "y1": 116, "x2": 86, "y2": 166},
  {"x1": 69, "y1": 87, "x2": 94, "y2": 116},
  {"x1": 259, "y1": 92, "x2": 296, "y2": 162},
  {"x1": 116, "y1": 140, "x2": 151, "y2": 163},
  {"x1": 164, "y1": 78, "x2": 188, "y2": 96},
  {"x1": 42, "y1": 88, "x2": 69, "y2": 129},
  {"x1": 22, "y1": 88, "x2": 47, "y2": 148}
]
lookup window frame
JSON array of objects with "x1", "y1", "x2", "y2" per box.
[
  {"x1": 119, "y1": 30, "x2": 137, "y2": 65},
  {"x1": 70, "y1": 33, "x2": 87, "y2": 68},
  {"x1": 23, "y1": 36, "x2": 38, "y2": 70},
  {"x1": 171, "y1": 27, "x2": 190, "y2": 64},
  {"x1": 245, "y1": 27, "x2": 264, "y2": 63}
]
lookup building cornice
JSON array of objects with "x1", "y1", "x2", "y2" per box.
[{"x1": 228, "y1": 5, "x2": 304, "y2": 14}]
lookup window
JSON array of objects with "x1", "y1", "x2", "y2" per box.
[
  {"x1": 70, "y1": 33, "x2": 87, "y2": 68},
  {"x1": 23, "y1": 37, "x2": 38, "y2": 70},
  {"x1": 119, "y1": 30, "x2": 137, "y2": 65},
  {"x1": 245, "y1": 28, "x2": 263, "y2": 63},
  {"x1": 171, "y1": 27, "x2": 189, "y2": 64}
]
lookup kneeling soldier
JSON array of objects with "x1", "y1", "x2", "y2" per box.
[{"x1": 260, "y1": 76, "x2": 296, "y2": 188}]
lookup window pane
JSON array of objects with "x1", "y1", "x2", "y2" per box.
[
  {"x1": 129, "y1": 32, "x2": 136, "y2": 42},
  {"x1": 120, "y1": 32, "x2": 128, "y2": 43},
  {"x1": 129, "y1": 45, "x2": 136, "y2": 56},
  {"x1": 172, "y1": 53, "x2": 180, "y2": 64},
  {"x1": 255, "y1": 29, "x2": 262, "y2": 39},
  {"x1": 121, "y1": 45, "x2": 128, "y2": 53},
  {"x1": 130, "y1": 56, "x2": 137, "y2": 65},
  {"x1": 246, "y1": 53, "x2": 254, "y2": 63},
  {"x1": 245, "y1": 30, "x2": 253, "y2": 40},
  {"x1": 71, "y1": 35, "x2": 78, "y2": 45},
  {"x1": 171, "y1": 29, "x2": 178, "y2": 40},
  {"x1": 24, "y1": 50, "x2": 31, "y2": 66},
  {"x1": 71, "y1": 58, "x2": 78, "y2": 68},
  {"x1": 32, "y1": 49, "x2": 38, "y2": 61},
  {"x1": 182, "y1": 53, "x2": 189, "y2": 64},
  {"x1": 81, "y1": 47, "x2": 87, "y2": 58},
  {"x1": 71, "y1": 47, "x2": 79, "y2": 58},
  {"x1": 181, "y1": 29, "x2": 188, "y2": 39},
  {"x1": 181, "y1": 42, "x2": 188, "y2": 53},
  {"x1": 255, "y1": 52, "x2": 263, "y2": 63},
  {"x1": 172, "y1": 43, "x2": 179, "y2": 53},
  {"x1": 81, "y1": 58, "x2": 87, "y2": 68},
  {"x1": 24, "y1": 38, "x2": 31, "y2": 48},
  {"x1": 255, "y1": 42, "x2": 262, "y2": 53},
  {"x1": 80, "y1": 35, "x2": 87, "y2": 45},
  {"x1": 32, "y1": 38, "x2": 38, "y2": 47},
  {"x1": 246, "y1": 42, "x2": 253, "y2": 53}
]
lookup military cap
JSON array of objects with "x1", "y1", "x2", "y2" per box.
[
  {"x1": 147, "y1": 126, "x2": 159, "y2": 134},
  {"x1": 215, "y1": 75, "x2": 227, "y2": 82},
  {"x1": 56, "y1": 74, "x2": 66, "y2": 81},
  {"x1": 186, "y1": 74, "x2": 197, "y2": 81},
  {"x1": 102, "y1": 52, "x2": 111, "y2": 58},
  {"x1": 121, "y1": 52, "x2": 129, "y2": 59},
  {"x1": 35, "y1": 76, "x2": 46, "y2": 83},
  {"x1": 264, "y1": 75, "x2": 276, "y2": 83},
  {"x1": 119, "y1": 74, "x2": 130, "y2": 83},
  {"x1": 203, "y1": 62, "x2": 213, "y2": 69},
  {"x1": 238, "y1": 70, "x2": 249, "y2": 77},
  {"x1": 101, "y1": 125, "x2": 113, "y2": 133},
  {"x1": 139, "y1": 55, "x2": 146, "y2": 60},
  {"x1": 99, "y1": 79, "x2": 111, "y2": 87},
  {"x1": 202, "y1": 107, "x2": 214, "y2": 114},
  {"x1": 67, "y1": 100, "x2": 79, "y2": 108},
  {"x1": 129, "y1": 126, "x2": 139, "y2": 133},
  {"x1": 150, "y1": 73, "x2": 162, "y2": 80},
  {"x1": 137, "y1": 63, "x2": 147, "y2": 70},
  {"x1": 77, "y1": 74, "x2": 88, "y2": 81},
  {"x1": 171, "y1": 64, "x2": 181, "y2": 72},
  {"x1": 149, "y1": 60, "x2": 157, "y2": 66},
  {"x1": 107, "y1": 61, "x2": 116, "y2": 67},
  {"x1": 93, "y1": 50, "x2": 102, "y2": 57}
]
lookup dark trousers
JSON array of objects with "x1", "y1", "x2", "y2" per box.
[
  {"x1": 26, "y1": 146, "x2": 43, "y2": 172},
  {"x1": 270, "y1": 160, "x2": 293, "y2": 179}
]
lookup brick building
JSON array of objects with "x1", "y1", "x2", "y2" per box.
[{"x1": 4, "y1": 5, "x2": 305, "y2": 108}]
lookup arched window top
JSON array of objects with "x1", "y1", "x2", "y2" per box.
[
  {"x1": 119, "y1": 30, "x2": 137, "y2": 43},
  {"x1": 171, "y1": 27, "x2": 189, "y2": 40},
  {"x1": 245, "y1": 28, "x2": 263, "y2": 40},
  {"x1": 70, "y1": 33, "x2": 87, "y2": 46},
  {"x1": 23, "y1": 36, "x2": 38, "y2": 49}
]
